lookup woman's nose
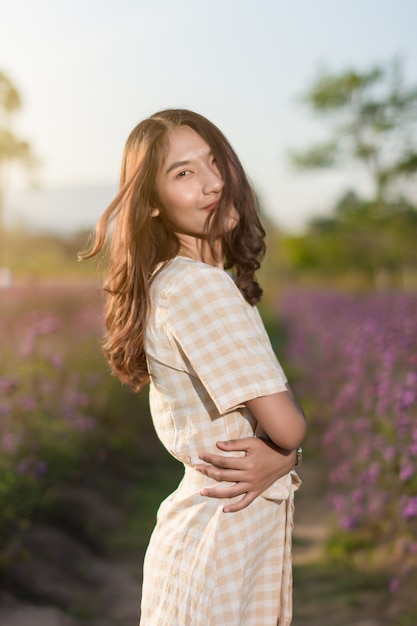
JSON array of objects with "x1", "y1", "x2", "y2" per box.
[{"x1": 203, "y1": 171, "x2": 223, "y2": 195}]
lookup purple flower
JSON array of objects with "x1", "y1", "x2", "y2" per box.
[
  {"x1": 74, "y1": 416, "x2": 96, "y2": 431},
  {"x1": 1, "y1": 432, "x2": 21, "y2": 454},
  {"x1": 401, "y1": 496, "x2": 417, "y2": 520},
  {"x1": 49, "y1": 355, "x2": 63, "y2": 369},
  {"x1": 406, "y1": 371, "x2": 417, "y2": 387},
  {"x1": 331, "y1": 495, "x2": 346, "y2": 514},
  {"x1": 20, "y1": 317, "x2": 61, "y2": 356},
  {"x1": 340, "y1": 515, "x2": 359, "y2": 530},
  {"x1": 384, "y1": 447, "x2": 396, "y2": 462},
  {"x1": 399, "y1": 389, "x2": 417, "y2": 411},
  {"x1": 279, "y1": 289, "x2": 417, "y2": 556},
  {"x1": 352, "y1": 488, "x2": 364, "y2": 503},
  {"x1": 399, "y1": 459, "x2": 414, "y2": 481},
  {"x1": 32, "y1": 460, "x2": 48, "y2": 478},
  {"x1": 19, "y1": 396, "x2": 37, "y2": 410}
]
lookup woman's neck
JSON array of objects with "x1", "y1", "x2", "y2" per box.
[{"x1": 177, "y1": 236, "x2": 224, "y2": 269}]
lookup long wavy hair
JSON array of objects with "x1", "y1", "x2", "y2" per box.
[{"x1": 79, "y1": 109, "x2": 266, "y2": 391}]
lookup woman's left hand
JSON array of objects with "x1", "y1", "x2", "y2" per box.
[{"x1": 194, "y1": 438, "x2": 296, "y2": 513}]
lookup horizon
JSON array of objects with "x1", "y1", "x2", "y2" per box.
[{"x1": 4, "y1": 177, "x2": 376, "y2": 237}]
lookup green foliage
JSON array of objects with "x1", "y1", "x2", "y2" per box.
[
  {"x1": 289, "y1": 140, "x2": 339, "y2": 169},
  {"x1": 291, "y1": 58, "x2": 417, "y2": 204},
  {"x1": 0, "y1": 69, "x2": 37, "y2": 268},
  {"x1": 326, "y1": 527, "x2": 378, "y2": 563},
  {"x1": 3, "y1": 227, "x2": 97, "y2": 279},
  {"x1": 305, "y1": 67, "x2": 383, "y2": 111},
  {"x1": 280, "y1": 191, "x2": 417, "y2": 287}
]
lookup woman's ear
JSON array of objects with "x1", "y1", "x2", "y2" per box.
[{"x1": 150, "y1": 207, "x2": 160, "y2": 218}]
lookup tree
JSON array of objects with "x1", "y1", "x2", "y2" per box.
[
  {"x1": 290, "y1": 58, "x2": 417, "y2": 205},
  {"x1": 282, "y1": 188, "x2": 417, "y2": 288},
  {"x1": 0, "y1": 70, "x2": 35, "y2": 263}
]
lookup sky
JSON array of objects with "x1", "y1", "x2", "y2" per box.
[{"x1": 1, "y1": 0, "x2": 417, "y2": 233}]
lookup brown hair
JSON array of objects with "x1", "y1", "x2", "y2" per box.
[{"x1": 79, "y1": 109, "x2": 266, "y2": 391}]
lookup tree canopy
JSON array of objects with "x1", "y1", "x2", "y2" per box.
[
  {"x1": 290, "y1": 58, "x2": 417, "y2": 205},
  {"x1": 0, "y1": 71, "x2": 35, "y2": 237},
  {"x1": 283, "y1": 59, "x2": 417, "y2": 288}
]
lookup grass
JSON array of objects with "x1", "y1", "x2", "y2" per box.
[{"x1": 293, "y1": 560, "x2": 387, "y2": 624}]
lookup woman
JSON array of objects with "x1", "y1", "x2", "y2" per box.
[{"x1": 81, "y1": 109, "x2": 306, "y2": 625}]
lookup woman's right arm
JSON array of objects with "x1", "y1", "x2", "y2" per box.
[
  {"x1": 245, "y1": 384, "x2": 306, "y2": 450},
  {"x1": 195, "y1": 438, "x2": 297, "y2": 512},
  {"x1": 196, "y1": 382, "x2": 306, "y2": 512}
]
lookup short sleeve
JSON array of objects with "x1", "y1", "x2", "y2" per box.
[{"x1": 168, "y1": 265, "x2": 287, "y2": 415}]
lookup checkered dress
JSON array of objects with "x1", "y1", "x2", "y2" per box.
[{"x1": 140, "y1": 257, "x2": 300, "y2": 625}]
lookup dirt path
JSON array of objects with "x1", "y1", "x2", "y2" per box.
[
  {"x1": 292, "y1": 460, "x2": 390, "y2": 626},
  {"x1": 0, "y1": 483, "x2": 142, "y2": 626}
]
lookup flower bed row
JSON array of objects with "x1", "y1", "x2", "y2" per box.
[
  {"x1": 0, "y1": 284, "x2": 144, "y2": 544},
  {"x1": 279, "y1": 290, "x2": 417, "y2": 584}
]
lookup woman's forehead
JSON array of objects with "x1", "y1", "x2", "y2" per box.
[
  {"x1": 165, "y1": 125, "x2": 209, "y2": 151},
  {"x1": 160, "y1": 126, "x2": 212, "y2": 169}
]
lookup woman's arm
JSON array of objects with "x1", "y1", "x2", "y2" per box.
[
  {"x1": 246, "y1": 386, "x2": 306, "y2": 450},
  {"x1": 195, "y1": 437, "x2": 297, "y2": 512},
  {"x1": 195, "y1": 384, "x2": 306, "y2": 512}
]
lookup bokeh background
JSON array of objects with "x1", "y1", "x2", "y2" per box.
[{"x1": 1, "y1": 1, "x2": 416, "y2": 624}]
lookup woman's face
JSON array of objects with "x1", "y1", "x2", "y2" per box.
[{"x1": 153, "y1": 125, "x2": 238, "y2": 237}]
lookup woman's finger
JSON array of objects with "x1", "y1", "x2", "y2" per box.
[
  {"x1": 195, "y1": 464, "x2": 244, "y2": 483},
  {"x1": 200, "y1": 483, "x2": 250, "y2": 499},
  {"x1": 197, "y1": 453, "x2": 247, "y2": 470},
  {"x1": 223, "y1": 491, "x2": 258, "y2": 513},
  {"x1": 215, "y1": 438, "x2": 255, "y2": 452}
]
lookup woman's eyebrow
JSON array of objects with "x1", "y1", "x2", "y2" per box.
[
  {"x1": 165, "y1": 151, "x2": 214, "y2": 175},
  {"x1": 165, "y1": 160, "x2": 190, "y2": 175}
]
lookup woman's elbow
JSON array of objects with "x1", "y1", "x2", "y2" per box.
[
  {"x1": 280, "y1": 419, "x2": 306, "y2": 450},
  {"x1": 246, "y1": 392, "x2": 307, "y2": 450},
  {"x1": 271, "y1": 413, "x2": 306, "y2": 450}
]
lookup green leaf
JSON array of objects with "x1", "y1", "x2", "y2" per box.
[{"x1": 289, "y1": 141, "x2": 339, "y2": 169}]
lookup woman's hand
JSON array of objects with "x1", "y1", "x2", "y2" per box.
[{"x1": 194, "y1": 438, "x2": 296, "y2": 513}]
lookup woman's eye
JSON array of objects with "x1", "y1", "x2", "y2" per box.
[{"x1": 177, "y1": 170, "x2": 189, "y2": 177}]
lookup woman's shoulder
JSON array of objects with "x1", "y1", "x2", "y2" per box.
[{"x1": 150, "y1": 256, "x2": 239, "y2": 301}]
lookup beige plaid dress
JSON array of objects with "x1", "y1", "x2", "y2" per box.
[{"x1": 140, "y1": 257, "x2": 300, "y2": 626}]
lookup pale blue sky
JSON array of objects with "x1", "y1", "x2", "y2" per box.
[{"x1": 2, "y1": 0, "x2": 417, "y2": 232}]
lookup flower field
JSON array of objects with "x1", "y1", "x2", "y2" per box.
[
  {"x1": 0, "y1": 284, "x2": 146, "y2": 546},
  {"x1": 1, "y1": 282, "x2": 416, "y2": 619},
  {"x1": 279, "y1": 290, "x2": 417, "y2": 592}
]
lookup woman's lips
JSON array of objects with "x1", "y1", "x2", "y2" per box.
[{"x1": 201, "y1": 201, "x2": 219, "y2": 212}]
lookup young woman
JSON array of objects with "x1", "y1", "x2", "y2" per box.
[{"x1": 81, "y1": 109, "x2": 306, "y2": 625}]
